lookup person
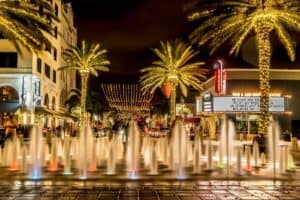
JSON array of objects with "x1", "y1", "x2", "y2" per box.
[{"x1": 4, "y1": 115, "x2": 18, "y2": 140}]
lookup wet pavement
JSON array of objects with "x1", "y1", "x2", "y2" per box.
[{"x1": 0, "y1": 180, "x2": 299, "y2": 199}]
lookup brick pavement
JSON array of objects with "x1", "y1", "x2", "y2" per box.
[{"x1": 0, "y1": 180, "x2": 298, "y2": 199}]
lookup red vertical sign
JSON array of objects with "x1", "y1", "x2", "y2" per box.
[{"x1": 214, "y1": 60, "x2": 226, "y2": 96}]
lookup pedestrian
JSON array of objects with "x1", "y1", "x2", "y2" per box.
[{"x1": 4, "y1": 115, "x2": 18, "y2": 140}]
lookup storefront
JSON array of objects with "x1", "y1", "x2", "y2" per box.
[{"x1": 196, "y1": 66, "x2": 300, "y2": 138}]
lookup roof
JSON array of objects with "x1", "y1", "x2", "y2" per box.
[{"x1": 201, "y1": 68, "x2": 300, "y2": 90}]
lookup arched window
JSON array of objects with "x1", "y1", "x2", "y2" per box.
[
  {"x1": 52, "y1": 97, "x2": 56, "y2": 110},
  {"x1": 0, "y1": 85, "x2": 19, "y2": 102},
  {"x1": 44, "y1": 94, "x2": 49, "y2": 107}
]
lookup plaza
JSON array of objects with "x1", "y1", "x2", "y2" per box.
[{"x1": 1, "y1": 0, "x2": 300, "y2": 199}]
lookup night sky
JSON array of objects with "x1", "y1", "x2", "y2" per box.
[
  {"x1": 70, "y1": 0, "x2": 300, "y2": 85},
  {"x1": 71, "y1": 0, "x2": 194, "y2": 83}
]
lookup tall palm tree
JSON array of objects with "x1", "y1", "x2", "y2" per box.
[
  {"x1": 59, "y1": 40, "x2": 110, "y2": 121},
  {"x1": 140, "y1": 39, "x2": 206, "y2": 121},
  {"x1": 0, "y1": 0, "x2": 55, "y2": 52},
  {"x1": 188, "y1": 0, "x2": 300, "y2": 135}
]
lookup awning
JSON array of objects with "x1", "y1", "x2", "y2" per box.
[
  {"x1": 0, "y1": 100, "x2": 20, "y2": 114},
  {"x1": 35, "y1": 106, "x2": 78, "y2": 121}
]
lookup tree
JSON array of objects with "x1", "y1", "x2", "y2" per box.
[
  {"x1": 188, "y1": 0, "x2": 300, "y2": 135},
  {"x1": 0, "y1": 0, "x2": 56, "y2": 52},
  {"x1": 59, "y1": 40, "x2": 110, "y2": 122},
  {"x1": 64, "y1": 88, "x2": 104, "y2": 119},
  {"x1": 64, "y1": 88, "x2": 80, "y2": 113},
  {"x1": 140, "y1": 39, "x2": 206, "y2": 121}
]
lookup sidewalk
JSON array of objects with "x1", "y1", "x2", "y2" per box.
[{"x1": 0, "y1": 180, "x2": 298, "y2": 199}]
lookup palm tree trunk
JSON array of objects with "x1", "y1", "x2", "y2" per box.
[
  {"x1": 80, "y1": 73, "x2": 89, "y2": 122},
  {"x1": 170, "y1": 85, "x2": 177, "y2": 122},
  {"x1": 256, "y1": 24, "x2": 272, "y2": 135}
]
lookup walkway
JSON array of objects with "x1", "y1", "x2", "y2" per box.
[{"x1": 0, "y1": 180, "x2": 298, "y2": 199}]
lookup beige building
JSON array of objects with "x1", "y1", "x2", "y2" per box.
[{"x1": 0, "y1": 1, "x2": 77, "y2": 127}]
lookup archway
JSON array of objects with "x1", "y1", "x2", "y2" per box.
[{"x1": 0, "y1": 85, "x2": 20, "y2": 127}]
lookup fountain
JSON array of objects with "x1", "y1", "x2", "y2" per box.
[
  {"x1": 236, "y1": 146, "x2": 243, "y2": 175},
  {"x1": 107, "y1": 134, "x2": 119, "y2": 175},
  {"x1": 29, "y1": 124, "x2": 43, "y2": 179},
  {"x1": 79, "y1": 122, "x2": 89, "y2": 179},
  {"x1": 268, "y1": 120, "x2": 281, "y2": 176},
  {"x1": 170, "y1": 120, "x2": 187, "y2": 178},
  {"x1": 206, "y1": 140, "x2": 213, "y2": 171},
  {"x1": 218, "y1": 118, "x2": 236, "y2": 169},
  {"x1": 127, "y1": 121, "x2": 141, "y2": 176},
  {"x1": 149, "y1": 139, "x2": 158, "y2": 175},
  {"x1": 253, "y1": 141, "x2": 260, "y2": 167},
  {"x1": 48, "y1": 137, "x2": 59, "y2": 172},
  {"x1": 63, "y1": 135, "x2": 72, "y2": 175},
  {"x1": 245, "y1": 145, "x2": 252, "y2": 173},
  {"x1": 193, "y1": 131, "x2": 202, "y2": 173},
  {"x1": 6, "y1": 134, "x2": 21, "y2": 171},
  {"x1": 0, "y1": 113, "x2": 298, "y2": 181}
]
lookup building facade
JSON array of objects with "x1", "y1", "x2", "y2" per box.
[
  {"x1": 196, "y1": 68, "x2": 300, "y2": 137},
  {"x1": 0, "y1": 1, "x2": 77, "y2": 127}
]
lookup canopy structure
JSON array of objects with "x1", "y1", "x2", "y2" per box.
[{"x1": 101, "y1": 84, "x2": 153, "y2": 118}]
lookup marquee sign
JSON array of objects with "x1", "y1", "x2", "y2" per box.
[
  {"x1": 196, "y1": 96, "x2": 286, "y2": 113},
  {"x1": 213, "y1": 96, "x2": 285, "y2": 112}
]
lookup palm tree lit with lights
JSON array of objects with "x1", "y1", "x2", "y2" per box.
[
  {"x1": 59, "y1": 40, "x2": 110, "y2": 123},
  {"x1": 0, "y1": 0, "x2": 56, "y2": 52},
  {"x1": 188, "y1": 0, "x2": 300, "y2": 135},
  {"x1": 140, "y1": 40, "x2": 206, "y2": 121}
]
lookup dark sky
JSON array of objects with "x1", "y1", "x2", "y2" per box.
[
  {"x1": 71, "y1": 0, "x2": 195, "y2": 83},
  {"x1": 70, "y1": 0, "x2": 300, "y2": 85}
]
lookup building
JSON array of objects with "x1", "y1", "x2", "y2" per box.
[
  {"x1": 0, "y1": 1, "x2": 77, "y2": 128},
  {"x1": 196, "y1": 67, "x2": 300, "y2": 137}
]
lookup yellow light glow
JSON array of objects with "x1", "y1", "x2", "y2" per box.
[
  {"x1": 189, "y1": 0, "x2": 300, "y2": 134},
  {"x1": 23, "y1": 113, "x2": 27, "y2": 124}
]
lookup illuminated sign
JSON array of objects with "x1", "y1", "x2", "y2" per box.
[
  {"x1": 214, "y1": 60, "x2": 226, "y2": 96},
  {"x1": 213, "y1": 96, "x2": 285, "y2": 112}
]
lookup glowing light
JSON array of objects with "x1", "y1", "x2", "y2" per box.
[
  {"x1": 23, "y1": 112, "x2": 27, "y2": 124},
  {"x1": 140, "y1": 40, "x2": 206, "y2": 121},
  {"x1": 58, "y1": 40, "x2": 110, "y2": 124},
  {"x1": 189, "y1": 0, "x2": 300, "y2": 134},
  {"x1": 129, "y1": 171, "x2": 138, "y2": 179},
  {"x1": 87, "y1": 163, "x2": 97, "y2": 172},
  {"x1": 101, "y1": 84, "x2": 153, "y2": 118},
  {"x1": 48, "y1": 160, "x2": 59, "y2": 172},
  {"x1": 176, "y1": 175, "x2": 186, "y2": 180}
]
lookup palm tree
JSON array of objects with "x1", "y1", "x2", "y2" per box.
[
  {"x1": 188, "y1": 0, "x2": 300, "y2": 135},
  {"x1": 64, "y1": 88, "x2": 80, "y2": 112},
  {"x1": 59, "y1": 40, "x2": 110, "y2": 121},
  {"x1": 140, "y1": 39, "x2": 206, "y2": 121},
  {"x1": 0, "y1": 0, "x2": 55, "y2": 52}
]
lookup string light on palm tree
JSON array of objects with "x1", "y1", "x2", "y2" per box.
[
  {"x1": 0, "y1": 0, "x2": 56, "y2": 52},
  {"x1": 140, "y1": 39, "x2": 207, "y2": 121},
  {"x1": 188, "y1": 0, "x2": 300, "y2": 135},
  {"x1": 59, "y1": 40, "x2": 110, "y2": 123}
]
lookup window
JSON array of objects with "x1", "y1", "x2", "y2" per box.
[
  {"x1": 55, "y1": 4, "x2": 59, "y2": 17},
  {"x1": 53, "y1": 70, "x2": 56, "y2": 83},
  {"x1": 37, "y1": 58, "x2": 42, "y2": 73},
  {"x1": 54, "y1": 26, "x2": 58, "y2": 38},
  {"x1": 0, "y1": 53, "x2": 17, "y2": 68},
  {"x1": 53, "y1": 48, "x2": 57, "y2": 61},
  {"x1": 44, "y1": 93, "x2": 49, "y2": 107},
  {"x1": 52, "y1": 97, "x2": 56, "y2": 110},
  {"x1": 45, "y1": 44, "x2": 51, "y2": 54},
  {"x1": 45, "y1": 63, "x2": 51, "y2": 78}
]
